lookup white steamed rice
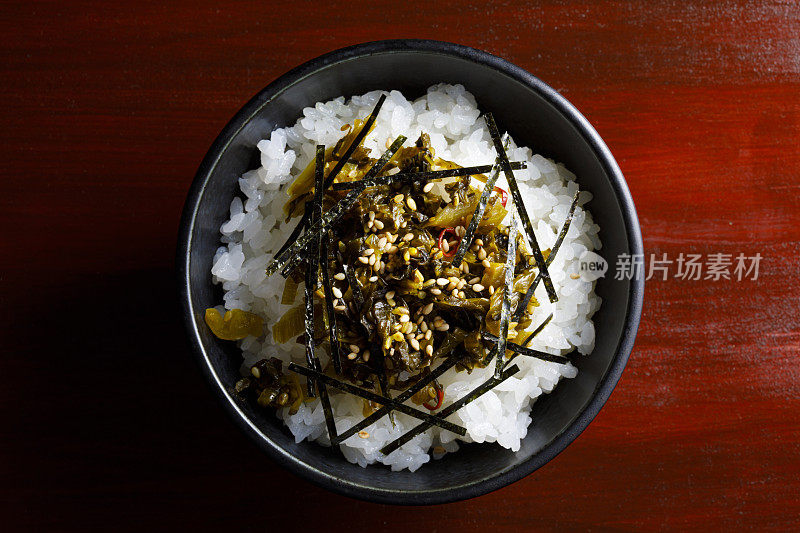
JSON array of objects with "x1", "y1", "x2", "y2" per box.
[{"x1": 211, "y1": 84, "x2": 602, "y2": 472}]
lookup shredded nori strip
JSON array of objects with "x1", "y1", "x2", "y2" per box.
[
  {"x1": 330, "y1": 161, "x2": 526, "y2": 191},
  {"x1": 495, "y1": 209, "x2": 517, "y2": 378},
  {"x1": 288, "y1": 363, "x2": 467, "y2": 436},
  {"x1": 450, "y1": 135, "x2": 510, "y2": 267},
  {"x1": 520, "y1": 313, "x2": 553, "y2": 347},
  {"x1": 274, "y1": 208, "x2": 311, "y2": 260},
  {"x1": 512, "y1": 191, "x2": 580, "y2": 323},
  {"x1": 330, "y1": 352, "x2": 466, "y2": 445},
  {"x1": 482, "y1": 332, "x2": 570, "y2": 364},
  {"x1": 302, "y1": 243, "x2": 318, "y2": 397},
  {"x1": 485, "y1": 113, "x2": 557, "y2": 303},
  {"x1": 267, "y1": 136, "x2": 407, "y2": 276},
  {"x1": 323, "y1": 94, "x2": 387, "y2": 190},
  {"x1": 379, "y1": 364, "x2": 521, "y2": 456},
  {"x1": 316, "y1": 162, "x2": 343, "y2": 374}
]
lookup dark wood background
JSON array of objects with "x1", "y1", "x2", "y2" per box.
[{"x1": 2, "y1": 1, "x2": 798, "y2": 530}]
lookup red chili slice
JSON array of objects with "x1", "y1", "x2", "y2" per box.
[
  {"x1": 438, "y1": 227, "x2": 458, "y2": 258},
  {"x1": 423, "y1": 385, "x2": 444, "y2": 411},
  {"x1": 493, "y1": 186, "x2": 508, "y2": 208}
]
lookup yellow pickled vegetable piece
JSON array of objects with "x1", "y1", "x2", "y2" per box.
[
  {"x1": 204, "y1": 308, "x2": 263, "y2": 340},
  {"x1": 272, "y1": 303, "x2": 306, "y2": 344}
]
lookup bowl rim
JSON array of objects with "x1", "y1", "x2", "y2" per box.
[{"x1": 177, "y1": 38, "x2": 644, "y2": 505}]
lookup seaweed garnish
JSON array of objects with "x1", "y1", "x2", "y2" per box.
[
  {"x1": 267, "y1": 136, "x2": 407, "y2": 277},
  {"x1": 520, "y1": 313, "x2": 553, "y2": 347},
  {"x1": 330, "y1": 352, "x2": 466, "y2": 445},
  {"x1": 482, "y1": 332, "x2": 570, "y2": 364},
  {"x1": 288, "y1": 363, "x2": 467, "y2": 436},
  {"x1": 495, "y1": 209, "x2": 517, "y2": 378},
  {"x1": 330, "y1": 161, "x2": 526, "y2": 191},
  {"x1": 485, "y1": 113, "x2": 558, "y2": 304},
  {"x1": 379, "y1": 364, "x2": 521, "y2": 456},
  {"x1": 323, "y1": 93, "x2": 387, "y2": 190},
  {"x1": 450, "y1": 135, "x2": 510, "y2": 268},
  {"x1": 317, "y1": 202, "x2": 342, "y2": 372},
  {"x1": 512, "y1": 190, "x2": 580, "y2": 324},
  {"x1": 274, "y1": 208, "x2": 310, "y2": 261}
]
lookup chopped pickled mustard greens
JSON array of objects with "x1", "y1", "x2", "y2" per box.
[{"x1": 204, "y1": 308, "x2": 263, "y2": 340}]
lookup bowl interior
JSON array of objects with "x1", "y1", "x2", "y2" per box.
[{"x1": 181, "y1": 43, "x2": 640, "y2": 504}]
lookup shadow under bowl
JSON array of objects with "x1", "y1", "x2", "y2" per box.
[{"x1": 177, "y1": 39, "x2": 643, "y2": 505}]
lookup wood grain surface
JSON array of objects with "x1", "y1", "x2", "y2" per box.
[{"x1": 2, "y1": 1, "x2": 799, "y2": 530}]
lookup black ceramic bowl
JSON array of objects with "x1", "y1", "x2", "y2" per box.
[{"x1": 178, "y1": 39, "x2": 643, "y2": 504}]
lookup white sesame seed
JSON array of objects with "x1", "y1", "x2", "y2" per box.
[
  {"x1": 406, "y1": 197, "x2": 417, "y2": 211},
  {"x1": 386, "y1": 290, "x2": 395, "y2": 299},
  {"x1": 436, "y1": 278, "x2": 449, "y2": 286},
  {"x1": 363, "y1": 248, "x2": 374, "y2": 256},
  {"x1": 367, "y1": 220, "x2": 374, "y2": 229},
  {"x1": 436, "y1": 324, "x2": 450, "y2": 331},
  {"x1": 403, "y1": 233, "x2": 414, "y2": 242},
  {"x1": 369, "y1": 254, "x2": 376, "y2": 265},
  {"x1": 331, "y1": 287, "x2": 343, "y2": 298},
  {"x1": 403, "y1": 250, "x2": 411, "y2": 262},
  {"x1": 430, "y1": 288, "x2": 442, "y2": 295},
  {"x1": 441, "y1": 240, "x2": 449, "y2": 253},
  {"x1": 475, "y1": 238, "x2": 484, "y2": 246},
  {"x1": 489, "y1": 285, "x2": 495, "y2": 295},
  {"x1": 350, "y1": 344, "x2": 360, "y2": 353},
  {"x1": 347, "y1": 352, "x2": 358, "y2": 360},
  {"x1": 422, "y1": 302, "x2": 434, "y2": 315},
  {"x1": 425, "y1": 344, "x2": 434, "y2": 356},
  {"x1": 358, "y1": 256, "x2": 369, "y2": 264},
  {"x1": 473, "y1": 283, "x2": 485, "y2": 292},
  {"x1": 374, "y1": 219, "x2": 384, "y2": 229},
  {"x1": 373, "y1": 261, "x2": 381, "y2": 272},
  {"x1": 409, "y1": 338, "x2": 420, "y2": 351},
  {"x1": 482, "y1": 259, "x2": 491, "y2": 268},
  {"x1": 399, "y1": 314, "x2": 410, "y2": 323},
  {"x1": 423, "y1": 182, "x2": 434, "y2": 193},
  {"x1": 362, "y1": 350, "x2": 370, "y2": 362},
  {"x1": 334, "y1": 272, "x2": 346, "y2": 281},
  {"x1": 334, "y1": 304, "x2": 347, "y2": 311},
  {"x1": 477, "y1": 248, "x2": 487, "y2": 260},
  {"x1": 369, "y1": 211, "x2": 376, "y2": 221},
  {"x1": 369, "y1": 275, "x2": 378, "y2": 282},
  {"x1": 378, "y1": 237, "x2": 387, "y2": 248},
  {"x1": 420, "y1": 321, "x2": 428, "y2": 333},
  {"x1": 425, "y1": 329, "x2": 432, "y2": 340}
]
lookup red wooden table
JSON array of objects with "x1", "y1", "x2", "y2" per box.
[{"x1": 3, "y1": 1, "x2": 799, "y2": 530}]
